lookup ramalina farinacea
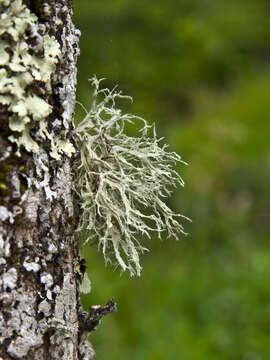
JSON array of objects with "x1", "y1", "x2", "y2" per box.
[{"x1": 73, "y1": 76, "x2": 189, "y2": 276}]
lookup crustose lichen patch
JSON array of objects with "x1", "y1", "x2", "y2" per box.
[{"x1": 73, "y1": 77, "x2": 190, "y2": 276}]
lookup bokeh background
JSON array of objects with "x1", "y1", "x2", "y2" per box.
[{"x1": 73, "y1": 1, "x2": 270, "y2": 359}]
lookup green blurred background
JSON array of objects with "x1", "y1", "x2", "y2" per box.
[{"x1": 73, "y1": 1, "x2": 270, "y2": 359}]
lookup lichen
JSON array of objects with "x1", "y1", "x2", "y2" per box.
[
  {"x1": 2, "y1": 267, "x2": 17, "y2": 290},
  {"x1": 0, "y1": 0, "x2": 75, "y2": 159},
  {"x1": 4, "y1": 289, "x2": 44, "y2": 358},
  {"x1": 23, "y1": 256, "x2": 40, "y2": 272},
  {"x1": 40, "y1": 272, "x2": 54, "y2": 289},
  {"x1": 0, "y1": 205, "x2": 10, "y2": 222},
  {"x1": 74, "y1": 77, "x2": 190, "y2": 276}
]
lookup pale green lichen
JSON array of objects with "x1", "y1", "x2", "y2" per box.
[
  {"x1": 0, "y1": 39, "x2": 9, "y2": 65},
  {"x1": 74, "y1": 77, "x2": 190, "y2": 276},
  {"x1": 0, "y1": 0, "x2": 75, "y2": 159},
  {"x1": 50, "y1": 139, "x2": 77, "y2": 161}
]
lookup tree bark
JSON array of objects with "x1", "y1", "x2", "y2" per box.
[{"x1": 0, "y1": 1, "x2": 94, "y2": 359}]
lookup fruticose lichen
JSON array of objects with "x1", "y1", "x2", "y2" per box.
[
  {"x1": 0, "y1": 0, "x2": 75, "y2": 159},
  {"x1": 74, "y1": 77, "x2": 189, "y2": 276}
]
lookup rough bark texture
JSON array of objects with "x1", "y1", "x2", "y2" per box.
[{"x1": 0, "y1": 1, "x2": 94, "y2": 359}]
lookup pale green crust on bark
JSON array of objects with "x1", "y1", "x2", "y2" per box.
[{"x1": 0, "y1": 0, "x2": 75, "y2": 159}]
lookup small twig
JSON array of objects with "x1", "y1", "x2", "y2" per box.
[{"x1": 78, "y1": 299, "x2": 117, "y2": 342}]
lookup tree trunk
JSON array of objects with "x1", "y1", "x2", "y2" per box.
[{"x1": 0, "y1": 1, "x2": 94, "y2": 359}]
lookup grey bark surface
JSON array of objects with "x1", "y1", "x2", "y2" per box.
[{"x1": 0, "y1": 1, "x2": 94, "y2": 359}]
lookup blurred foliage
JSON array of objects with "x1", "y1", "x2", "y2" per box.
[{"x1": 74, "y1": 1, "x2": 270, "y2": 359}]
